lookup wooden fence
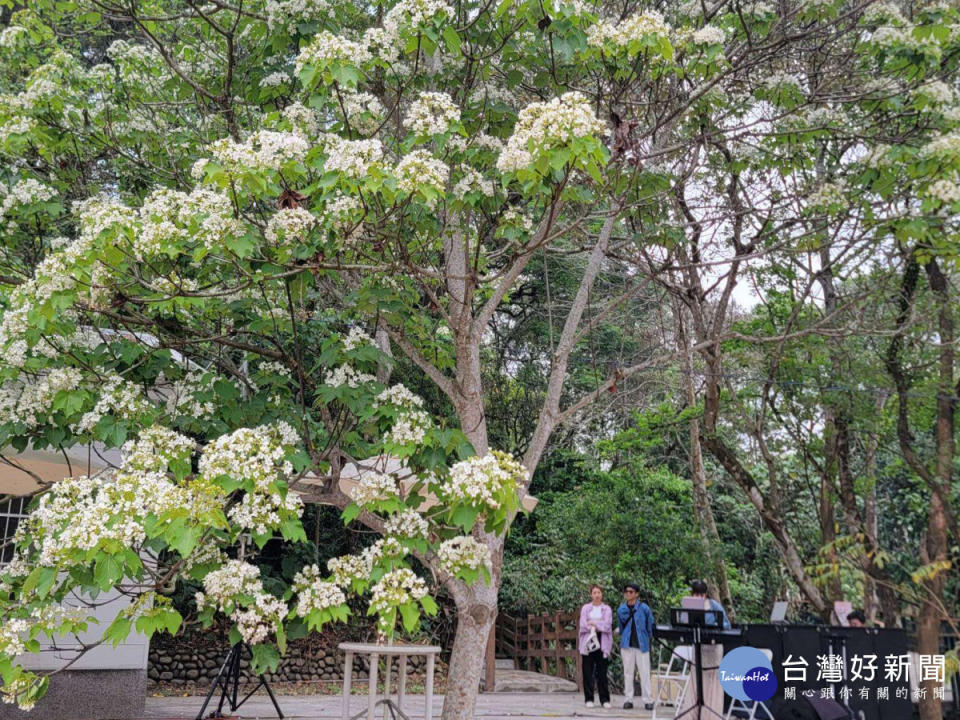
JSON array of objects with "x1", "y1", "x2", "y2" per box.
[{"x1": 496, "y1": 612, "x2": 583, "y2": 690}]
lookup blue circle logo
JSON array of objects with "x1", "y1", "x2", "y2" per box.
[{"x1": 719, "y1": 647, "x2": 778, "y2": 702}]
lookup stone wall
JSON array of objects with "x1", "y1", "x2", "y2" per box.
[{"x1": 147, "y1": 631, "x2": 437, "y2": 687}]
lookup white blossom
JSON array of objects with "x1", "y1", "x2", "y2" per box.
[
  {"x1": 587, "y1": 11, "x2": 671, "y2": 49},
  {"x1": 926, "y1": 179, "x2": 960, "y2": 205},
  {"x1": 322, "y1": 135, "x2": 384, "y2": 178},
  {"x1": 383, "y1": 509, "x2": 429, "y2": 538},
  {"x1": 437, "y1": 535, "x2": 491, "y2": 574},
  {"x1": 497, "y1": 92, "x2": 606, "y2": 173},
  {"x1": 395, "y1": 150, "x2": 449, "y2": 201},
  {"x1": 295, "y1": 31, "x2": 371, "y2": 76},
  {"x1": 324, "y1": 364, "x2": 377, "y2": 388},
  {"x1": 266, "y1": 207, "x2": 317, "y2": 244},
  {"x1": 691, "y1": 25, "x2": 726, "y2": 45},
  {"x1": 403, "y1": 91, "x2": 461, "y2": 136},
  {"x1": 292, "y1": 565, "x2": 347, "y2": 617},
  {"x1": 350, "y1": 471, "x2": 399, "y2": 505}
]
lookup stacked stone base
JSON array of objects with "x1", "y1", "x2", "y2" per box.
[{"x1": 148, "y1": 634, "x2": 436, "y2": 688}]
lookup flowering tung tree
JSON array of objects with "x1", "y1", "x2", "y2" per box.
[{"x1": 1, "y1": 0, "x2": 958, "y2": 717}]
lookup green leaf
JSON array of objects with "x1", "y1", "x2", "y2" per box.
[
  {"x1": 104, "y1": 616, "x2": 132, "y2": 646},
  {"x1": 341, "y1": 504, "x2": 362, "y2": 525},
  {"x1": 442, "y1": 25, "x2": 462, "y2": 55},
  {"x1": 420, "y1": 595, "x2": 439, "y2": 616},
  {"x1": 250, "y1": 643, "x2": 281, "y2": 674},
  {"x1": 399, "y1": 602, "x2": 420, "y2": 632},
  {"x1": 451, "y1": 505, "x2": 479, "y2": 531}
]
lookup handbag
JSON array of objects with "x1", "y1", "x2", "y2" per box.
[{"x1": 584, "y1": 627, "x2": 601, "y2": 653}]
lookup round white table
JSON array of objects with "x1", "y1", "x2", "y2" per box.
[{"x1": 339, "y1": 641, "x2": 441, "y2": 720}]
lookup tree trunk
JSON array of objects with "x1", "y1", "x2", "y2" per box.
[
  {"x1": 677, "y1": 304, "x2": 733, "y2": 617},
  {"x1": 441, "y1": 539, "x2": 501, "y2": 720},
  {"x1": 915, "y1": 258, "x2": 952, "y2": 720}
]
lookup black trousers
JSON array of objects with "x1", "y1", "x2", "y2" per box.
[{"x1": 582, "y1": 649, "x2": 610, "y2": 703}]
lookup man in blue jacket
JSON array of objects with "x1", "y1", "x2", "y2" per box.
[{"x1": 617, "y1": 583, "x2": 655, "y2": 710}]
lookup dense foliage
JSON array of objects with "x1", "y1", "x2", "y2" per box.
[{"x1": 0, "y1": 0, "x2": 959, "y2": 716}]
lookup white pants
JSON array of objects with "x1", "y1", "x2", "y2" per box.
[{"x1": 621, "y1": 647, "x2": 653, "y2": 703}]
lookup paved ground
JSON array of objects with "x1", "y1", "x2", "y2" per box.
[{"x1": 140, "y1": 692, "x2": 660, "y2": 720}]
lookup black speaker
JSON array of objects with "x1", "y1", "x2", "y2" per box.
[{"x1": 722, "y1": 624, "x2": 913, "y2": 720}]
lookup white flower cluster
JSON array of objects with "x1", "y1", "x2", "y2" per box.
[
  {"x1": 502, "y1": 208, "x2": 534, "y2": 232},
  {"x1": 324, "y1": 364, "x2": 376, "y2": 388},
  {"x1": 282, "y1": 102, "x2": 321, "y2": 137},
  {"x1": 452, "y1": 167, "x2": 495, "y2": 198},
  {"x1": 350, "y1": 471, "x2": 399, "y2": 505},
  {"x1": 926, "y1": 179, "x2": 960, "y2": 205},
  {"x1": 340, "y1": 90, "x2": 386, "y2": 135},
  {"x1": 437, "y1": 535, "x2": 491, "y2": 575},
  {"x1": 382, "y1": 0, "x2": 455, "y2": 41},
  {"x1": 0, "y1": 367, "x2": 83, "y2": 428},
  {"x1": 0, "y1": 26, "x2": 27, "y2": 49},
  {"x1": 1, "y1": 676, "x2": 36, "y2": 710},
  {"x1": 229, "y1": 489, "x2": 303, "y2": 536},
  {"x1": 343, "y1": 326, "x2": 374, "y2": 351},
  {"x1": 395, "y1": 150, "x2": 449, "y2": 199},
  {"x1": 121, "y1": 425, "x2": 195, "y2": 473},
  {"x1": 0, "y1": 178, "x2": 56, "y2": 217},
  {"x1": 291, "y1": 564, "x2": 347, "y2": 617},
  {"x1": 403, "y1": 91, "x2": 461, "y2": 136},
  {"x1": 497, "y1": 92, "x2": 606, "y2": 173},
  {"x1": 868, "y1": 25, "x2": 940, "y2": 53},
  {"x1": 0, "y1": 618, "x2": 28, "y2": 656},
  {"x1": 923, "y1": 131, "x2": 960, "y2": 159},
  {"x1": 383, "y1": 509, "x2": 429, "y2": 539},
  {"x1": 266, "y1": 0, "x2": 331, "y2": 33},
  {"x1": 328, "y1": 553, "x2": 371, "y2": 588},
  {"x1": 369, "y1": 569, "x2": 428, "y2": 631},
  {"x1": 266, "y1": 207, "x2": 317, "y2": 244},
  {"x1": 587, "y1": 11, "x2": 671, "y2": 49},
  {"x1": 376, "y1": 384, "x2": 425, "y2": 409},
  {"x1": 862, "y1": 2, "x2": 906, "y2": 24},
  {"x1": 0, "y1": 117, "x2": 37, "y2": 146},
  {"x1": 384, "y1": 408, "x2": 431, "y2": 446},
  {"x1": 199, "y1": 421, "x2": 300, "y2": 489},
  {"x1": 74, "y1": 373, "x2": 152, "y2": 434},
  {"x1": 209, "y1": 130, "x2": 310, "y2": 173},
  {"x1": 691, "y1": 25, "x2": 726, "y2": 45},
  {"x1": 807, "y1": 181, "x2": 846, "y2": 209},
  {"x1": 135, "y1": 187, "x2": 246, "y2": 259},
  {"x1": 443, "y1": 451, "x2": 527, "y2": 511},
  {"x1": 917, "y1": 79, "x2": 955, "y2": 105},
  {"x1": 25, "y1": 426, "x2": 213, "y2": 566},
  {"x1": 197, "y1": 561, "x2": 287, "y2": 645},
  {"x1": 162, "y1": 370, "x2": 218, "y2": 420},
  {"x1": 322, "y1": 135, "x2": 384, "y2": 178},
  {"x1": 260, "y1": 71, "x2": 291, "y2": 88},
  {"x1": 294, "y1": 31, "x2": 372, "y2": 76},
  {"x1": 320, "y1": 193, "x2": 365, "y2": 242},
  {"x1": 764, "y1": 72, "x2": 803, "y2": 92}
]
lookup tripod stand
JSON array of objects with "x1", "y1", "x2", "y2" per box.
[
  {"x1": 195, "y1": 643, "x2": 284, "y2": 720},
  {"x1": 824, "y1": 632, "x2": 858, "y2": 720},
  {"x1": 675, "y1": 626, "x2": 726, "y2": 720}
]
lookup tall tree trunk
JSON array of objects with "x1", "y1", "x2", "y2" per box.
[
  {"x1": 441, "y1": 534, "x2": 502, "y2": 720},
  {"x1": 677, "y1": 304, "x2": 734, "y2": 617},
  {"x1": 915, "y1": 259, "x2": 952, "y2": 720}
]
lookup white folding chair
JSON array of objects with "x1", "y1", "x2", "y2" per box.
[
  {"x1": 652, "y1": 645, "x2": 693, "y2": 719},
  {"x1": 724, "y1": 649, "x2": 774, "y2": 720}
]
